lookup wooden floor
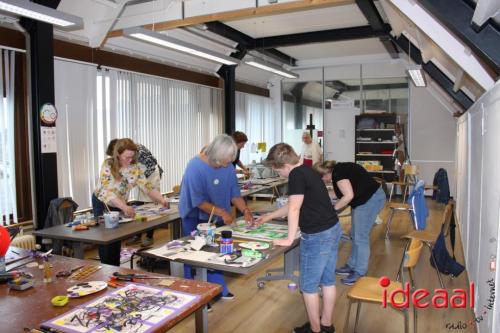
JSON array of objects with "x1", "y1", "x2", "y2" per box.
[{"x1": 87, "y1": 199, "x2": 477, "y2": 333}]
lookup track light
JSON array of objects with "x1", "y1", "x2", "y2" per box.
[
  {"x1": 0, "y1": 0, "x2": 83, "y2": 27},
  {"x1": 123, "y1": 27, "x2": 239, "y2": 66},
  {"x1": 407, "y1": 65, "x2": 427, "y2": 87},
  {"x1": 244, "y1": 57, "x2": 299, "y2": 79}
]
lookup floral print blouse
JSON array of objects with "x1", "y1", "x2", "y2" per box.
[{"x1": 95, "y1": 158, "x2": 153, "y2": 204}]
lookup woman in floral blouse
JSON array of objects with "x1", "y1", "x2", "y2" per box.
[{"x1": 92, "y1": 138, "x2": 168, "y2": 265}]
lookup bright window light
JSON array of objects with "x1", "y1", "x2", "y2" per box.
[
  {"x1": 245, "y1": 57, "x2": 299, "y2": 79},
  {"x1": 123, "y1": 27, "x2": 239, "y2": 66},
  {"x1": 0, "y1": 0, "x2": 83, "y2": 27}
]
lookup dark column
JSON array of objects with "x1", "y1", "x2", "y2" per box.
[
  {"x1": 219, "y1": 65, "x2": 236, "y2": 134},
  {"x1": 21, "y1": 1, "x2": 60, "y2": 229}
]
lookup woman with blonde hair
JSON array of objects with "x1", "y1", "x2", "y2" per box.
[
  {"x1": 92, "y1": 138, "x2": 169, "y2": 265},
  {"x1": 313, "y1": 160, "x2": 385, "y2": 285}
]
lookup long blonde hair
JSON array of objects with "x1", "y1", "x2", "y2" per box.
[
  {"x1": 110, "y1": 138, "x2": 137, "y2": 180},
  {"x1": 313, "y1": 160, "x2": 336, "y2": 176}
]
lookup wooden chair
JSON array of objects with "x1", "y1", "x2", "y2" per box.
[
  {"x1": 389, "y1": 164, "x2": 418, "y2": 202},
  {"x1": 344, "y1": 237, "x2": 423, "y2": 333},
  {"x1": 385, "y1": 180, "x2": 427, "y2": 239},
  {"x1": 401, "y1": 201, "x2": 454, "y2": 289}
]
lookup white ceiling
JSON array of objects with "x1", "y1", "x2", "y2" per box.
[
  {"x1": 277, "y1": 38, "x2": 389, "y2": 60},
  {"x1": 225, "y1": 4, "x2": 368, "y2": 38},
  {"x1": 3, "y1": 0, "x2": 494, "y2": 102}
]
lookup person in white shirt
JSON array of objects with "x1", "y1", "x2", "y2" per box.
[{"x1": 301, "y1": 132, "x2": 323, "y2": 167}]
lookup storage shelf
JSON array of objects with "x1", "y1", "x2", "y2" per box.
[
  {"x1": 356, "y1": 141, "x2": 397, "y2": 144},
  {"x1": 356, "y1": 154, "x2": 393, "y2": 157},
  {"x1": 356, "y1": 129, "x2": 395, "y2": 131}
]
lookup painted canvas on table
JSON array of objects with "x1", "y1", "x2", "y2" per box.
[
  {"x1": 217, "y1": 221, "x2": 290, "y2": 241},
  {"x1": 42, "y1": 284, "x2": 199, "y2": 333},
  {"x1": 134, "y1": 203, "x2": 171, "y2": 218}
]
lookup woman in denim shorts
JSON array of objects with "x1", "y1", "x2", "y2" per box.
[{"x1": 257, "y1": 143, "x2": 340, "y2": 333}]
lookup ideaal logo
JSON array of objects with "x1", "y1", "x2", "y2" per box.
[
  {"x1": 377, "y1": 276, "x2": 495, "y2": 330},
  {"x1": 445, "y1": 278, "x2": 495, "y2": 330},
  {"x1": 379, "y1": 276, "x2": 475, "y2": 309}
]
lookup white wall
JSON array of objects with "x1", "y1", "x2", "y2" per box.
[
  {"x1": 456, "y1": 81, "x2": 500, "y2": 333},
  {"x1": 409, "y1": 84, "x2": 457, "y2": 196},
  {"x1": 324, "y1": 106, "x2": 360, "y2": 162}
]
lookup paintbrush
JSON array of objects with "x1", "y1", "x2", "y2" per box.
[{"x1": 207, "y1": 206, "x2": 215, "y2": 226}]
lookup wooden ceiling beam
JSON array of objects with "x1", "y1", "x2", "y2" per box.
[{"x1": 106, "y1": 0, "x2": 354, "y2": 39}]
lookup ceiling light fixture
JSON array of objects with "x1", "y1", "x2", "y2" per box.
[
  {"x1": 407, "y1": 65, "x2": 426, "y2": 87},
  {"x1": 123, "y1": 27, "x2": 239, "y2": 65},
  {"x1": 0, "y1": 0, "x2": 83, "y2": 27},
  {"x1": 244, "y1": 57, "x2": 299, "y2": 79}
]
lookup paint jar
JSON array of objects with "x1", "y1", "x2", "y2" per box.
[
  {"x1": 104, "y1": 212, "x2": 120, "y2": 229},
  {"x1": 197, "y1": 223, "x2": 216, "y2": 246},
  {"x1": 43, "y1": 256, "x2": 52, "y2": 283},
  {"x1": 220, "y1": 230, "x2": 233, "y2": 254}
]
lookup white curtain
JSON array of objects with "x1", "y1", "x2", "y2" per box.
[
  {"x1": 0, "y1": 49, "x2": 16, "y2": 225},
  {"x1": 55, "y1": 60, "x2": 280, "y2": 207},
  {"x1": 102, "y1": 69, "x2": 224, "y2": 198},
  {"x1": 54, "y1": 60, "x2": 99, "y2": 209},
  {"x1": 235, "y1": 92, "x2": 276, "y2": 165}
]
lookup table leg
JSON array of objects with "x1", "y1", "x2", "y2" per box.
[
  {"x1": 172, "y1": 219, "x2": 181, "y2": 239},
  {"x1": 194, "y1": 267, "x2": 208, "y2": 333},
  {"x1": 169, "y1": 261, "x2": 184, "y2": 278},
  {"x1": 72, "y1": 242, "x2": 84, "y2": 259}
]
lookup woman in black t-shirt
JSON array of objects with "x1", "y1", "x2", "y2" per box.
[
  {"x1": 314, "y1": 161, "x2": 386, "y2": 286},
  {"x1": 231, "y1": 131, "x2": 250, "y2": 177},
  {"x1": 256, "y1": 144, "x2": 340, "y2": 333}
]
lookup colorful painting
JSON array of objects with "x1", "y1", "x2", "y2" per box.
[
  {"x1": 134, "y1": 203, "x2": 171, "y2": 219},
  {"x1": 42, "y1": 283, "x2": 199, "y2": 333},
  {"x1": 217, "y1": 221, "x2": 290, "y2": 241}
]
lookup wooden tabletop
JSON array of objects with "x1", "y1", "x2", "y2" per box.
[
  {"x1": 0, "y1": 250, "x2": 221, "y2": 333},
  {"x1": 33, "y1": 206, "x2": 181, "y2": 245}
]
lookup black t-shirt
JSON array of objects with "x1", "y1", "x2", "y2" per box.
[
  {"x1": 332, "y1": 162, "x2": 379, "y2": 208},
  {"x1": 288, "y1": 165, "x2": 338, "y2": 234},
  {"x1": 232, "y1": 149, "x2": 241, "y2": 167}
]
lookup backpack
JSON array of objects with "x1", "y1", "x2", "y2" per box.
[{"x1": 430, "y1": 230, "x2": 464, "y2": 277}]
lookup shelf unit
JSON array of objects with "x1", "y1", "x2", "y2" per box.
[{"x1": 355, "y1": 113, "x2": 397, "y2": 181}]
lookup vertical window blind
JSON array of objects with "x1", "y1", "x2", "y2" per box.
[
  {"x1": 0, "y1": 49, "x2": 16, "y2": 225},
  {"x1": 55, "y1": 59, "x2": 276, "y2": 208}
]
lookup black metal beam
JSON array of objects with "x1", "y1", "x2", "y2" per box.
[
  {"x1": 393, "y1": 35, "x2": 473, "y2": 110},
  {"x1": 418, "y1": 0, "x2": 500, "y2": 75},
  {"x1": 21, "y1": 0, "x2": 61, "y2": 229},
  {"x1": 251, "y1": 25, "x2": 388, "y2": 49},
  {"x1": 205, "y1": 21, "x2": 297, "y2": 66},
  {"x1": 355, "y1": 0, "x2": 399, "y2": 58},
  {"x1": 218, "y1": 43, "x2": 246, "y2": 135}
]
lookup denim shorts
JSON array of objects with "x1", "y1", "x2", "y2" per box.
[{"x1": 299, "y1": 223, "x2": 342, "y2": 293}]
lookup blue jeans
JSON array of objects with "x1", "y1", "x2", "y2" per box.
[
  {"x1": 91, "y1": 193, "x2": 121, "y2": 266},
  {"x1": 347, "y1": 187, "x2": 386, "y2": 275},
  {"x1": 300, "y1": 223, "x2": 342, "y2": 293},
  {"x1": 182, "y1": 216, "x2": 229, "y2": 296}
]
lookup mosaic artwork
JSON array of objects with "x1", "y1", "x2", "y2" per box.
[
  {"x1": 134, "y1": 203, "x2": 171, "y2": 219},
  {"x1": 42, "y1": 283, "x2": 199, "y2": 333},
  {"x1": 217, "y1": 220, "x2": 289, "y2": 241}
]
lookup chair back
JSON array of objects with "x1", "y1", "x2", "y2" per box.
[
  {"x1": 172, "y1": 185, "x2": 181, "y2": 195},
  {"x1": 403, "y1": 239, "x2": 423, "y2": 269}
]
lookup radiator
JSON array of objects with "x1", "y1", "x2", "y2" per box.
[{"x1": 11, "y1": 235, "x2": 37, "y2": 250}]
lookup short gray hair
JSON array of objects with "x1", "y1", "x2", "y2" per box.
[{"x1": 205, "y1": 134, "x2": 237, "y2": 166}]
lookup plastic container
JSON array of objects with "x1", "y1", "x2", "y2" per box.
[
  {"x1": 104, "y1": 212, "x2": 120, "y2": 229},
  {"x1": 220, "y1": 230, "x2": 233, "y2": 254},
  {"x1": 197, "y1": 223, "x2": 216, "y2": 246}
]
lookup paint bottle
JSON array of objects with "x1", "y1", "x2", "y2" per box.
[{"x1": 220, "y1": 230, "x2": 233, "y2": 254}]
